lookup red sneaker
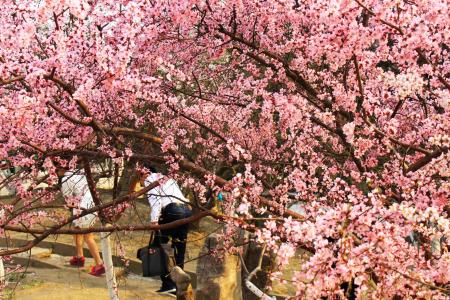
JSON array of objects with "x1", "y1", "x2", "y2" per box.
[
  {"x1": 89, "y1": 264, "x2": 105, "y2": 276},
  {"x1": 69, "y1": 256, "x2": 85, "y2": 267}
]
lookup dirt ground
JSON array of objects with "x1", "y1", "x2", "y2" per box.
[{"x1": 3, "y1": 263, "x2": 172, "y2": 300}]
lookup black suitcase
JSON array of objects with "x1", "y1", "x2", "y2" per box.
[{"x1": 136, "y1": 245, "x2": 163, "y2": 277}]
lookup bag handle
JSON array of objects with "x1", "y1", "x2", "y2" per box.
[{"x1": 148, "y1": 230, "x2": 162, "y2": 248}]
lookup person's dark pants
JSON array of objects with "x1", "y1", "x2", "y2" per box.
[{"x1": 150, "y1": 202, "x2": 192, "y2": 289}]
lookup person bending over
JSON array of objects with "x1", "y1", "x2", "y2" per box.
[{"x1": 139, "y1": 167, "x2": 192, "y2": 294}]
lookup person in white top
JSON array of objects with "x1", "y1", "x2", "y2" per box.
[
  {"x1": 56, "y1": 166, "x2": 105, "y2": 276},
  {"x1": 145, "y1": 172, "x2": 189, "y2": 223},
  {"x1": 137, "y1": 166, "x2": 192, "y2": 294}
]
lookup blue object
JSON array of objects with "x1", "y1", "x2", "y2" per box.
[{"x1": 217, "y1": 192, "x2": 223, "y2": 201}]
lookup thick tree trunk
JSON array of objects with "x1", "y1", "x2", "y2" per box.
[
  {"x1": 189, "y1": 191, "x2": 202, "y2": 230},
  {"x1": 116, "y1": 160, "x2": 137, "y2": 198},
  {"x1": 171, "y1": 266, "x2": 194, "y2": 300},
  {"x1": 241, "y1": 240, "x2": 273, "y2": 300},
  {"x1": 101, "y1": 231, "x2": 119, "y2": 300},
  {"x1": 0, "y1": 208, "x2": 4, "y2": 285},
  {"x1": 0, "y1": 257, "x2": 4, "y2": 284},
  {"x1": 83, "y1": 160, "x2": 119, "y2": 300},
  {"x1": 195, "y1": 233, "x2": 242, "y2": 300}
]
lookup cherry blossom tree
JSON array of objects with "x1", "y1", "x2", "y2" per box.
[{"x1": 0, "y1": 0, "x2": 449, "y2": 298}]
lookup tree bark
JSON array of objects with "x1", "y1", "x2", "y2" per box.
[
  {"x1": 195, "y1": 233, "x2": 242, "y2": 300},
  {"x1": 171, "y1": 266, "x2": 194, "y2": 300},
  {"x1": 117, "y1": 160, "x2": 137, "y2": 197},
  {"x1": 0, "y1": 257, "x2": 4, "y2": 284},
  {"x1": 83, "y1": 160, "x2": 119, "y2": 300},
  {"x1": 241, "y1": 240, "x2": 273, "y2": 300},
  {"x1": 101, "y1": 231, "x2": 119, "y2": 300}
]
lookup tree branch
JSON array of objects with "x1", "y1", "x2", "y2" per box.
[
  {"x1": 354, "y1": 0, "x2": 404, "y2": 35},
  {"x1": 405, "y1": 148, "x2": 448, "y2": 173},
  {"x1": 168, "y1": 104, "x2": 227, "y2": 143},
  {"x1": 4, "y1": 211, "x2": 211, "y2": 235}
]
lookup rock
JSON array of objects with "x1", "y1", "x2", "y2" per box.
[{"x1": 33, "y1": 249, "x2": 53, "y2": 259}]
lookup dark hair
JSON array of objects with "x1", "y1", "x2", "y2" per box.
[
  {"x1": 52, "y1": 156, "x2": 72, "y2": 168},
  {"x1": 52, "y1": 160, "x2": 64, "y2": 169},
  {"x1": 141, "y1": 162, "x2": 157, "y2": 173}
]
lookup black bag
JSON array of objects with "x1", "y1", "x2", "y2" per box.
[{"x1": 136, "y1": 232, "x2": 163, "y2": 277}]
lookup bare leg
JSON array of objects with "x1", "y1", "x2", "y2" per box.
[
  {"x1": 84, "y1": 233, "x2": 103, "y2": 266},
  {"x1": 74, "y1": 234, "x2": 84, "y2": 257}
]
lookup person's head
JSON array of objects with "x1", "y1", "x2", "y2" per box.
[
  {"x1": 137, "y1": 165, "x2": 157, "y2": 184},
  {"x1": 56, "y1": 167, "x2": 68, "y2": 177},
  {"x1": 53, "y1": 160, "x2": 68, "y2": 177}
]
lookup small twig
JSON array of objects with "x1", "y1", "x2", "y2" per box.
[
  {"x1": 191, "y1": 72, "x2": 202, "y2": 98},
  {"x1": 416, "y1": 49, "x2": 450, "y2": 91},
  {"x1": 168, "y1": 104, "x2": 227, "y2": 143},
  {"x1": 383, "y1": 264, "x2": 450, "y2": 294},
  {"x1": 239, "y1": 252, "x2": 250, "y2": 275},
  {"x1": 53, "y1": 12, "x2": 60, "y2": 30},
  {"x1": 354, "y1": 0, "x2": 404, "y2": 35}
]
